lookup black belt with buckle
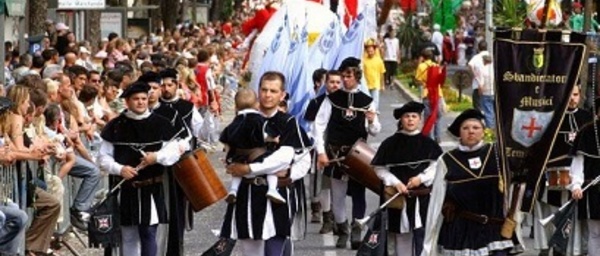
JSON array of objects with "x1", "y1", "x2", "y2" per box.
[
  {"x1": 242, "y1": 177, "x2": 268, "y2": 186},
  {"x1": 242, "y1": 177, "x2": 294, "y2": 188},
  {"x1": 458, "y1": 210, "x2": 504, "y2": 225},
  {"x1": 130, "y1": 176, "x2": 163, "y2": 188}
]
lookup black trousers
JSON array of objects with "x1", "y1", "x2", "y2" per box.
[
  {"x1": 472, "y1": 88, "x2": 481, "y2": 112},
  {"x1": 166, "y1": 173, "x2": 187, "y2": 256},
  {"x1": 384, "y1": 61, "x2": 398, "y2": 85}
]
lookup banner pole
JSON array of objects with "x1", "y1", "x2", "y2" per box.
[{"x1": 540, "y1": 0, "x2": 552, "y2": 29}]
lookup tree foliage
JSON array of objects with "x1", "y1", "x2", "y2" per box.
[{"x1": 493, "y1": 0, "x2": 527, "y2": 28}]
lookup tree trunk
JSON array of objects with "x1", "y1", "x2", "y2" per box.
[
  {"x1": 580, "y1": 0, "x2": 593, "y2": 98},
  {"x1": 210, "y1": 0, "x2": 223, "y2": 22},
  {"x1": 28, "y1": 0, "x2": 47, "y2": 36},
  {"x1": 234, "y1": 0, "x2": 243, "y2": 11},
  {"x1": 583, "y1": 0, "x2": 593, "y2": 32},
  {"x1": 87, "y1": 10, "x2": 101, "y2": 52},
  {"x1": 150, "y1": 0, "x2": 161, "y2": 33},
  {"x1": 162, "y1": 0, "x2": 179, "y2": 31}
]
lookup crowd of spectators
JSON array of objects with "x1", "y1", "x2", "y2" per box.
[{"x1": 0, "y1": 10, "x2": 253, "y2": 255}]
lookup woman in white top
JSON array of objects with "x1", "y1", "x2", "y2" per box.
[{"x1": 383, "y1": 27, "x2": 400, "y2": 87}]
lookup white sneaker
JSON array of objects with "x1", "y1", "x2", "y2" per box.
[{"x1": 266, "y1": 189, "x2": 286, "y2": 204}]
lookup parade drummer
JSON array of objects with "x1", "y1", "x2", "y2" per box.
[
  {"x1": 534, "y1": 85, "x2": 591, "y2": 255},
  {"x1": 422, "y1": 109, "x2": 513, "y2": 256},
  {"x1": 371, "y1": 101, "x2": 442, "y2": 256},
  {"x1": 224, "y1": 71, "x2": 312, "y2": 256},
  {"x1": 157, "y1": 68, "x2": 205, "y2": 256},
  {"x1": 314, "y1": 57, "x2": 381, "y2": 249},
  {"x1": 304, "y1": 70, "x2": 343, "y2": 234},
  {"x1": 569, "y1": 97, "x2": 600, "y2": 254},
  {"x1": 98, "y1": 81, "x2": 183, "y2": 256}
]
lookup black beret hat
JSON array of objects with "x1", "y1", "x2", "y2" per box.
[
  {"x1": 159, "y1": 68, "x2": 178, "y2": 80},
  {"x1": 338, "y1": 57, "x2": 361, "y2": 71},
  {"x1": 0, "y1": 97, "x2": 13, "y2": 115},
  {"x1": 393, "y1": 101, "x2": 425, "y2": 120},
  {"x1": 120, "y1": 81, "x2": 150, "y2": 99},
  {"x1": 138, "y1": 71, "x2": 161, "y2": 84},
  {"x1": 448, "y1": 109, "x2": 485, "y2": 138}
]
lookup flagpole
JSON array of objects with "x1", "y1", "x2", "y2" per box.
[
  {"x1": 485, "y1": 0, "x2": 493, "y2": 54},
  {"x1": 540, "y1": 0, "x2": 552, "y2": 29}
]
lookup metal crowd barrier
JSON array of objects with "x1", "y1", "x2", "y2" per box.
[{"x1": 0, "y1": 131, "x2": 111, "y2": 255}]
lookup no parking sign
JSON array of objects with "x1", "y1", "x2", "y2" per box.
[{"x1": 27, "y1": 34, "x2": 44, "y2": 55}]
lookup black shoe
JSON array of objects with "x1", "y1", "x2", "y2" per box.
[
  {"x1": 70, "y1": 208, "x2": 89, "y2": 231},
  {"x1": 335, "y1": 221, "x2": 350, "y2": 248},
  {"x1": 320, "y1": 211, "x2": 334, "y2": 234},
  {"x1": 350, "y1": 222, "x2": 362, "y2": 250}
]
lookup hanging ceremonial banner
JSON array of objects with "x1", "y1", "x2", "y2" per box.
[{"x1": 494, "y1": 29, "x2": 586, "y2": 213}]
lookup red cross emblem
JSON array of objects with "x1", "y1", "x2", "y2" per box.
[
  {"x1": 521, "y1": 117, "x2": 542, "y2": 138},
  {"x1": 97, "y1": 217, "x2": 109, "y2": 229},
  {"x1": 368, "y1": 233, "x2": 378, "y2": 245}
]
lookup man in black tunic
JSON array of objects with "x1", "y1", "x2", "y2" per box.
[
  {"x1": 224, "y1": 71, "x2": 312, "y2": 255},
  {"x1": 157, "y1": 68, "x2": 205, "y2": 256},
  {"x1": 98, "y1": 81, "x2": 182, "y2": 256},
  {"x1": 314, "y1": 57, "x2": 381, "y2": 249},
  {"x1": 304, "y1": 70, "x2": 343, "y2": 234},
  {"x1": 569, "y1": 97, "x2": 600, "y2": 254},
  {"x1": 534, "y1": 85, "x2": 591, "y2": 255},
  {"x1": 371, "y1": 101, "x2": 442, "y2": 256}
]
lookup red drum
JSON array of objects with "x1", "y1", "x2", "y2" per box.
[
  {"x1": 174, "y1": 149, "x2": 227, "y2": 212},
  {"x1": 342, "y1": 139, "x2": 382, "y2": 193},
  {"x1": 546, "y1": 167, "x2": 571, "y2": 190}
]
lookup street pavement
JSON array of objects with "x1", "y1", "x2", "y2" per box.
[{"x1": 69, "y1": 84, "x2": 541, "y2": 255}]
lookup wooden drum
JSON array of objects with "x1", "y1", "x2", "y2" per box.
[
  {"x1": 546, "y1": 167, "x2": 571, "y2": 190},
  {"x1": 174, "y1": 149, "x2": 227, "y2": 212},
  {"x1": 342, "y1": 139, "x2": 382, "y2": 193}
]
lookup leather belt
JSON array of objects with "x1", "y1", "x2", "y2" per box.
[
  {"x1": 458, "y1": 210, "x2": 504, "y2": 225},
  {"x1": 407, "y1": 188, "x2": 432, "y2": 197},
  {"x1": 242, "y1": 177, "x2": 294, "y2": 188},
  {"x1": 130, "y1": 176, "x2": 163, "y2": 188}
]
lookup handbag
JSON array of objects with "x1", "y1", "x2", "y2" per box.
[
  {"x1": 356, "y1": 209, "x2": 388, "y2": 256},
  {"x1": 88, "y1": 180, "x2": 123, "y2": 248},
  {"x1": 201, "y1": 237, "x2": 236, "y2": 256}
]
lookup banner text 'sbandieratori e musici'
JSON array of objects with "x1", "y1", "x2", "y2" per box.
[{"x1": 494, "y1": 29, "x2": 586, "y2": 213}]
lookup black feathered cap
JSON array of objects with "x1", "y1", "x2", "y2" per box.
[
  {"x1": 447, "y1": 109, "x2": 485, "y2": 138},
  {"x1": 338, "y1": 57, "x2": 361, "y2": 71},
  {"x1": 0, "y1": 97, "x2": 13, "y2": 115},
  {"x1": 120, "y1": 81, "x2": 150, "y2": 98},
  {"x1": 393, "y1": 101, "x2": 425, "y2": 120},
  {"x1": 138, "y1": 71, "x2": 161, "y2": 84},
  {"x1": 159, "y1": 68, "x2": 178, "y2": 80}
]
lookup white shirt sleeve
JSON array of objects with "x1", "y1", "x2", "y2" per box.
[
  {"x1": 421, "y1": 158, "x2": 447, "y2": 256},
  {"x1": 98, "y1": 141, "x2": 123, "y2": 176},
  {"x1": 314, "y1": 98, "x2": 332, "y2": 154},
  {"x1": 249, "y1": 146, "x2": 295, "y2": 175},
  {"x1": 191, "y1": 108, "x2": 205, "y2": 139},
  {"x1": 418, "y1": 160, "x2": 438, "y2": 187},
  {"x1": 289, "y1": 150, "x2": 312, "y2": 181},
  {"x1": 375, "y1": 166, "x2": 401, "y2": 186},
  {"x1": 156, "y1": 140, "x2": 182, "y2": 166},
  {"x1": 366, "y1": 105, "x2": 382, "y2": 136},
  {"x1": 569, "y1": 154, "x2": 584, "y2": 191},
  {"x1": 205, "y1": 68, "x2": 216, "y2": 90}
]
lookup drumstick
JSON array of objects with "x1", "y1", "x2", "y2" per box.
[
  {"x1": 328, "y1": 157, "x2": 346, "y2": 163},
  {"x1": 348, "y1": 106, "x2": 380, "y2": 115}
]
